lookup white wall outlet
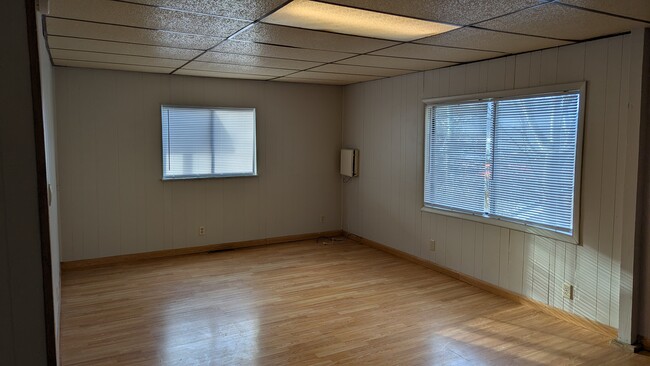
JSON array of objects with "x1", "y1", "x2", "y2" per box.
[
  {"x1": 429, "y1": 240, "x2": 436, "y2": 252},
  {"x1": 199, "y1": 226, "x2": 206, "y2": 236},
  {"x1": 563, "y1": 283, "x2": 573, "y2": 300}
]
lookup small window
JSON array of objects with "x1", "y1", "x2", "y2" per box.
[
  {"x1": 161, "y1": 106, "x2": 257, "y2": 180},
  {"x1": 424, "y1": 87, "x2": 582, "y2": 238}
]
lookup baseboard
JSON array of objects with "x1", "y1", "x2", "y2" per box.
[
  {"x1": 61, "y1": 230, "x2": 343, "y2": 270},
  {"x1": 344, "y1": 231, "x2": 618, "y2": 340}
]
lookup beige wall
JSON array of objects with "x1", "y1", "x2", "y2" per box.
[
  {"x1": 56, "y1": 68, "x2": 343, "y2": 261},
  {"x1": 342, "y1": 35, "x2": 639, "y2": 329},
  {"x1": 38, "y1": 8, "x2": 61, "y2": 357},
  {"x1": 0, "y1": 0, "x2": 51, "y2": 364}
]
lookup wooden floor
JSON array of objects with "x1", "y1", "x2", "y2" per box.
[{"x1": 61, "y1": 239, "x2": 650, "y2": 365}]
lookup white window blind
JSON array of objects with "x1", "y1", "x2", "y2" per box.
[
  {"x1": 161, "y1": 106, "x2": 256, "y2": 180},
  {"x1": 425, "y1": 101, "x2": 490, "y2": 214},
  {"x1": 491, "y1": 94, "x2": 579, "y2": 232},
  {"x1": 424, "y1": 90, "x2": 580, "y2": 236}
]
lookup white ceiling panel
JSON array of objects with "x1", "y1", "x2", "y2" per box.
[
  {"x1": 416, "y1": 27, "x2": 573, "y2": 53},
  {"x1": 312, "y1": 64, "x2": 412, "y2": 77},
  {"x1": 125, "y1": 0, "x2": 288, "y2": 21},
  {"x1": 275, "y1": 77, "x2": 350, "y2": 85},
  {"x1": 476, "y1": 3, "x2": 648, "y2": 41},
  {"x1": 212, "y1": 40, "x2": 353, "y2": 63},
  {"x1": 321, "y1": 0, "x2": 547, "y2": 25},
  {"x1": 46, "y1": 18, "x2": 223, "y2": 50},
  {"x1": 50, "y1": 49, "x2": 186, "y2": 68},
  {"x1": 54, "y1": 59, "x2": 175, "y2": 73},
  {"x1": 338, "y1": 55, "x2": 455, "y2": 71},
  {"x1": 559, "y1": 0, "x2": 650, "y2": 22},
  {"x1": 371, "y1": 43, "x2": 504, "y2": 63},
  {"x1": 176, "y1": 69, "x2": 272, "y2": 80},
  {"x1": 286, "y1": 71, "x2": 382, "y2": 83},
  {"x1": 233, "y1": 23, "x2": 397, "y2": 54},
  {"x1": 49, "y1": 0, "x2": 250, "y2": 38},
  {"x1": 48, "y1": 36, "x2": 202, "y2": 60},
  {"x1": 197, "y1": 52, "x2": 322, "y2": 70},
  {"x1": 183, "y1": 61, "x2": 293, "y2": 77}
]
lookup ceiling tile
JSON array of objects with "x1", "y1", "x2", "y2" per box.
[
  {"x1": 559, "y1": 0, "x2": 650, "y2": 22},
  {"x1": 476, "y1": 3, "x2": 648, "y2": 41},
  {"x1": 124, "y1": 0, "x2": 288, "y2": 21},
  {"x1": 416, "y1": 27, "x2": 573, "y2": 53},
  {"x1": 54, "y1": 59, "x2": 175, "y2": 73},
  {"x1": 275, "y1": 77, "x2": 349, "y2": 85},
  {"x1": 286, "y1": 71, "x2": 382, "y2": 83},
  {"x1": 47, "y1": 36, "x2": 202, "y2": 60},
  {"x1": 49, "y1": 0, "x2": 250, "y2": 38},
  {"x1": 50, "y1": 49, "x2": 186, "y2": 68},
  {"x1": 321, "y1": 0, "x2": 546, "y2": 25},
  {"x1": 311, "y1": 64, "x2": 412, "y2": 77},
  {"x1": 197, "y1": 52, "x2": 322, "y2": 70},
  {"x1": 176, "y1": 69, "x2": 272, "y2": 80},
  {"x1": 232, "y1": 23, "x2": 397, "y2": 54},
  {"x1": 371, "y1": 43, "x2": 504, "y2": 63},
  {"x1": 46, "y1": 18, "x2": 223, "y2": 49},
  {"x1": 183, "y1": 61, "x2": 293, "y2": 77},
  {"x1": 338, "y1": 55, "x2": 455, "y2": 71},
  {"x1": 212, "y1": 40, "x2": 354, "y2": 62}
]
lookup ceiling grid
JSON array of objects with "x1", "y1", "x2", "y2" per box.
[{"x1": 43, "y1": 0, "x2": 650, "y2": 85}]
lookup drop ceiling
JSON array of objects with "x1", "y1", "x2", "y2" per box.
[{"x1": 44, "y1": 0, "x2": 650, "y2": 86}]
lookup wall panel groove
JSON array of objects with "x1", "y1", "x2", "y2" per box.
[{"x1": 342, "y1": 35, "x2": 633, "y2": 328}]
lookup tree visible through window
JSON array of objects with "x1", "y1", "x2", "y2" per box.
[{"x1": 424, "y1": 91, "x2": 580, "y2": 235}]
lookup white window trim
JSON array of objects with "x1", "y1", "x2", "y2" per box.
[
  {"x1": 160, "y1": 104, "x2": 258, "y2": 181},
  {"x1": 422, "y1": 82, "x2": 586, "y2": 245}
]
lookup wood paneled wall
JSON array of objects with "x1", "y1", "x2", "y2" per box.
[
  {"x1": 56, "y1": 68, "x2": 343, "y2": 261},
  {"x1": 342, "y1": 35, "x2": 634, "y2": 328}
]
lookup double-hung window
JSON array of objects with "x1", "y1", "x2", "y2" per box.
[
  {"x1": 424, "y1": 84, "x2": 584, "y2": 242},
  {"x1": 161, "y1": 106, "x2": 257, "y2": 180}
]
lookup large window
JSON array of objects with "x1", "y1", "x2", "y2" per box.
[
  {"x1": 161, "y1": 106, "x2": 257, "y2": 180},
  {"x1": 424, "y1": 85, "x2": 583, "y2": 239}
]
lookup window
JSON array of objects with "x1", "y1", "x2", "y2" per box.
[
  {"x1": 424, "y1": 85, "x2": 583, "y2": 240},
  {"x1": 161, "y1": 106, "x2": 257, "y2": 180}
]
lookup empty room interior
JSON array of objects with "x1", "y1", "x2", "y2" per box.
[{"x1": 4, "y1": 0, "x2": 650, "y2": 364}]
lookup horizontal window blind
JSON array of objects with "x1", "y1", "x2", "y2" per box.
[
  {"x1": 491, "y1": 94, "x2": 579, "y2": 233},
  {"x1": 424, "y1": 90, "x2": 581, "y2": 236},
  {"x1": 425, "y1": 101, "x2": 490, "y2": 214},
  {"x1": 162, "y1": 106, "x2": 256, "y2": 180}
]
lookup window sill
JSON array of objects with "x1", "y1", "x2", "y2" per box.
[
  {"x1": 420, "y1": 206, "x2": 579, "y2": 245},
  {"x1": 161, "y1": 173, "x2": 258, "y2": 181}
]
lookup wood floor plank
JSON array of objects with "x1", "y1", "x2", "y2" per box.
[{"x1": 60, "y1": 239, "x2": 650, "y2": 365}]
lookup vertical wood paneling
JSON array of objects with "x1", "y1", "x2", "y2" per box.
[
  {"x1": 514, "y1": 53, "x2": 531, "y2": 89},
  {"x1": 532, "y1": 236, "x2": 554, "y2": 304},
  {"x1": 508, "y1": 231, "x2": 525, "y2": 294},
  {"x1": 341, "y1": 35, "x2": 632, "y2": 328},
  {"x1": 482, "y1": 225, "x2": 501, "y2": 285},
  {"x1": 460, "y1": 220, "x2": 476, "y2": 276},
  {"x1": 57, "y1": 68, "x2": 342, "y2": 261},
  {"x1": 498, "y1": 228, "x2": 510, "y2": 289},
  {"x1": 523, "y1": 233, "x2": 535, "y2": 297},
  {"x1": 445, "y1": 217, "x2": 462, "y2": 271}
]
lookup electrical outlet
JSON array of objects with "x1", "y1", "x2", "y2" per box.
[
  {"x1": 199, "y1": 226, "x2": 206, "y2": 236},
  {"x1": 429, "y1": 240, "x2": 436, "y2": 252},
  {"x1": 563, "y1": 283, "x2": 573, "y2": 300},
  {"x1": 320, "y1": 215, "x2": 325, "y2": 224}
]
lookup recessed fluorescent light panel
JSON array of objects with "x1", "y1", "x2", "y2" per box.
[{"x1": 262, "y1": 0, "x2": 459, "y2": 42}]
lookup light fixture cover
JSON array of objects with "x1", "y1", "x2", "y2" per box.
[{"x1": 262, "y1": 0, "x2": 459, "y2": 42}]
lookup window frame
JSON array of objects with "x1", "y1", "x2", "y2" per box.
[
  {"x1": 422, "y1": 82, "x2": 586, "y2": 245},
  {"x1": 160, "y1": 104, "x2": 258, "y2": 181}
]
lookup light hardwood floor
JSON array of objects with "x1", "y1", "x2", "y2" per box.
[{"x1": 61, "y1": 239, "x2": 650, "y2": 365}]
